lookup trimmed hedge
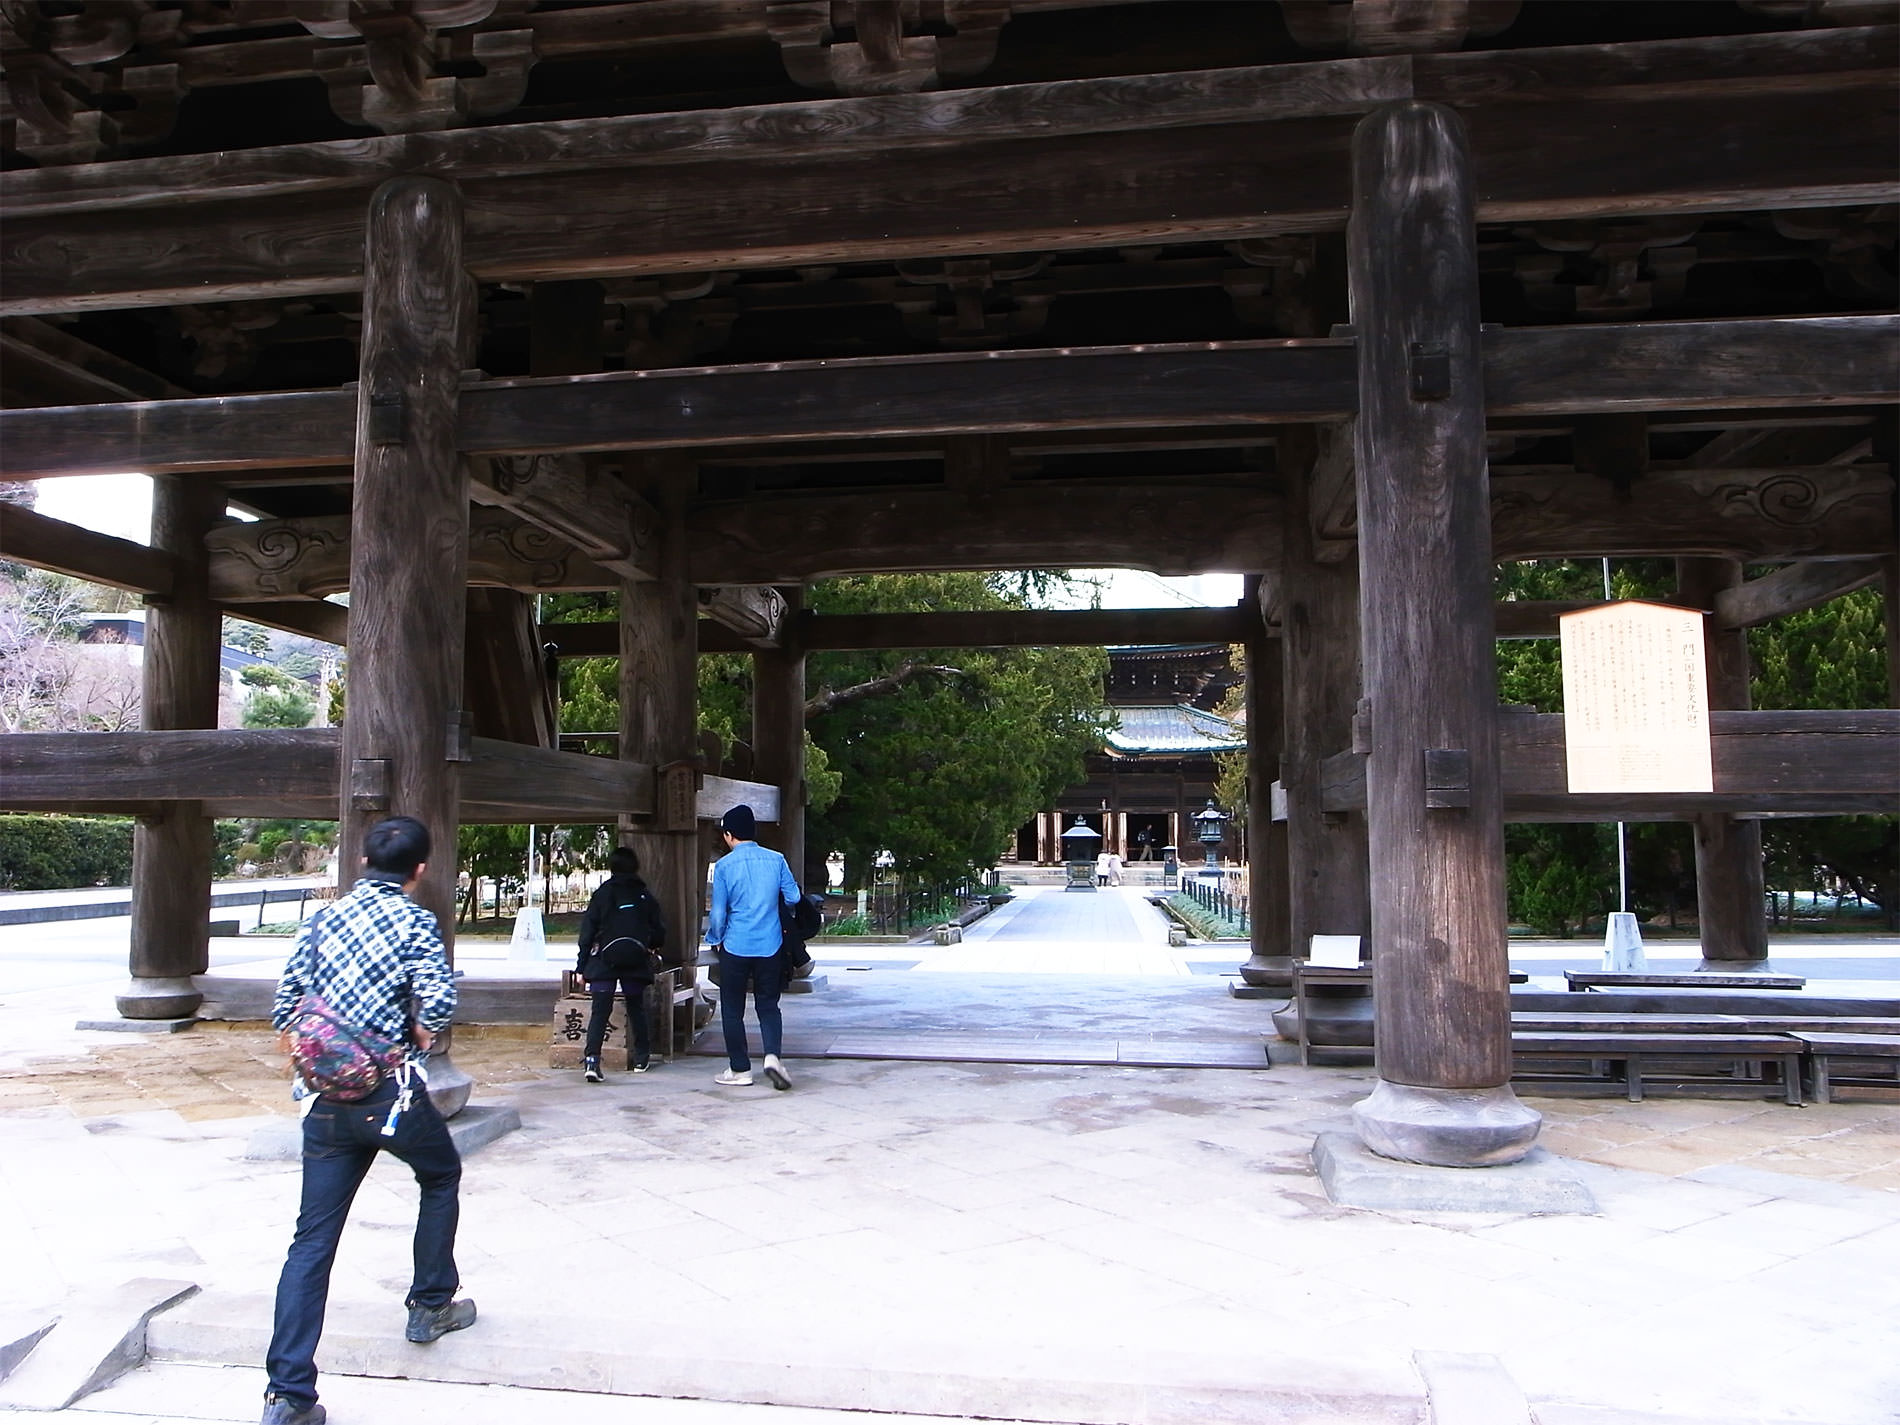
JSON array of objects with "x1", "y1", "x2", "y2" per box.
[{"x1": 0, "y1": 814, "x2": 135, "y2": 890}]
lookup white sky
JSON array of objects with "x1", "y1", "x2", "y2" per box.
[
  {"x1": 31, "y1": 474, "x2": 154, "y2": 544},
  {"x1": 27, "y1": 475, "x2": 1243, "y2": 609}
]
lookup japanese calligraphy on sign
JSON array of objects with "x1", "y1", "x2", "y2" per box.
[{"x1": 1559, "y1": 601, "x2": 1714, "y2": 794}]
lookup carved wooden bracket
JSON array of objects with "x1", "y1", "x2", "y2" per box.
[
  {"x1": 893, "y1": 254, "x2": 1050, "y2": 347},
  {"x1": 1517, "y1": 218, "x2": 1701, "y2": 318},
  {"x1": 299, "y1": 0, "x2": 535, "y2": 134},
  {"x1": 469, "y1": 453, "x2": 660, "y2": 581},
  {"x1": 1280, "y1": 0, "x2": 1521, "y2": 55},
  {"x1": 767, "y1": 0, "x2": 1009, "y2": 96},
  {"x1": 698, "y1": 586, "x2": 790, "y2": 648},
  {"x1": 0, "y1": 2, "x2": 188, "y2": 162}
]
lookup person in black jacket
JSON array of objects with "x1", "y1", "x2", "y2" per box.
[{"x1": 576, "y1": 846, "x2": 667, "y2": 1082}]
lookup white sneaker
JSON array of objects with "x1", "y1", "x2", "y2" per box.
[
  {"x1": 763, "y1": 1054, "x2": 792, "y2": 1091},
  {"x1": 714, "y1": 1068, "x2": 753, "y2": 1087}
]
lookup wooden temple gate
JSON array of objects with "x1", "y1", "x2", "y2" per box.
[{"x1": 1, "y1": 2, "x2": 1896, "y2": 1167}]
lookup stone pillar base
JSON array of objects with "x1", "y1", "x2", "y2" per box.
[
  {"x1": 1352, "y1": 1080, "x2": 1542, "y2": 1168},
  {"x1": 1238, "y1": 954, "x2": 1295, "y2": 989},
  {"x1": 1694, "y1": 959, "x2": 1779, "y2": 974},
  {"x1": 115, "y1": 976, "x2": 203, "y2": 1021},
  {"x1": 425, "y1": 1052, "x2": 473, "y2": 1119}
]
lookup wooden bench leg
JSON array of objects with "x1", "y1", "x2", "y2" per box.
[
  {"x1": 1812, "y1": 1054, "x2": 1832, "y2": 1105},
  {"x1": 1625, "y1": 1055, "x2": 1643, "y2": 1103},
  {"x1": 1781, "y1": 1054, "x2": 1802, "y2": 1106}
]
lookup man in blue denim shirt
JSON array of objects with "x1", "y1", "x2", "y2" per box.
[{"x1": 705, "y1": 804, "x2": 801, "y2": 1089}]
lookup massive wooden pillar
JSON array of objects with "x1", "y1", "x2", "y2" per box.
[
  {"x1": 622, "y1": 457, "x2": 701, "y2": 981},
  {"x1": 1242, "y1": 577, "x2": 1292, "y2": 982},
  {"x1": 1677, "y1": 557, "x2": 1770, "y2": 969},
  {"x1": 1347, "y1": 101, "x2": 1538, "y2": 1168},
  {"x1": 754, "y1": 586, "x2": 808, "y2": 885},
  {"x1": 336, "y1": 179, "x2": 473, "y2": 1117},
  {"x1": 121, "y1": 476, "x2": 224, "y2": 1020},
  {"x1": 1279, "y1": 426, "x2": 1372, "y2": 966}
]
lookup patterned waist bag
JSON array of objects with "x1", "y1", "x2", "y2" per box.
[{"x1": 285, "y1": 912, "x2": 409, "y2": 1101}]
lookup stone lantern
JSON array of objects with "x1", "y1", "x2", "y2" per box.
[{"x1": 1192, "y1": 798, "x2": 1228, "y2": 873}]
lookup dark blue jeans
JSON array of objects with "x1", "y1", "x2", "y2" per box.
[
  {"x1": 584, "y1": 976, "x2": 650, "y2": 1062},
  {"x1": 265, "y1": 1073, "x2": 462, "y2": 1409},
  {"x1": 717, "y1": 949, "x2": 782, "y2": 1072}
]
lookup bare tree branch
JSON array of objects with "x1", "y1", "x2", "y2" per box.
[{"x1": 803, "y1": 661, "x2": 975, "y2": 719}]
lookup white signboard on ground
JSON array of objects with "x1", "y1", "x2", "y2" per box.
[{"x1": 1559, "y1": 601, "x2": 1714, "y2": 794}]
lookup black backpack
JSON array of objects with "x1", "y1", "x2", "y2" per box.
[{"x1": 591, "y1": 887, "x2": 663, "y2": 980}]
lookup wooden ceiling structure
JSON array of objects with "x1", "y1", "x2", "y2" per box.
[{"x1": 1, "y1": 0, "x2": 1895, "y2": 1163}]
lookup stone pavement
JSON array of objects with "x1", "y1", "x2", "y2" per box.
[{"x1": 0, "y1": 896, "x2": 1896, "y2": 1425}]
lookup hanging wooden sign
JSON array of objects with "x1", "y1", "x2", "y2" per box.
[{"x1": 1559, "y1": 601, "x2": 1714, "y2": 794}]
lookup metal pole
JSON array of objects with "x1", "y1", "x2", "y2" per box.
[{"x1": 1603, "y1": 557, "x2": 1629, "y2": 914}]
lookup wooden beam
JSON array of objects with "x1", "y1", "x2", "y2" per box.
[
  {"x1": 8, "y1": 29, "x2": 1884, "y2": 224},
  {"x1": 467, "y1": 454, "x2": 660, "y2": 582},
  {"x1": 225, "y1": 598, "x2": 349, "y2": 645},
  {"x1": 0, "y1": 727, "x2": 667, "y2": 823},
  {"x1": 1499, "y1": 709, "x2": 1900, "y2": 819},
  {"x1": 0, "y1": 730, "x2": 342, "y2": 808},
  {"x1": 542, "y1": 605, "x2": 1262, "y2": 657},
  {"x1": 4, "y1": 317, "x2": 1888, "y2": 481},
  {"x1": 1321, "y1": 710, "x2": 1900, "y2": 818},
  {"x1": 697, "y1": 774, "x2": 781, "y2": 826},
  {"x1": 800, "y1": 605, "x2": 1258, "y2": 651},
  {"x1": 1492, "y1": 600, "x2": 1597, "y2": 640},
  {"x1": 1713, "y1": 557, "x2": 1888, "y2": 630},
  {"x1": 1485, "y1": 316, "x2": 1899, "y2": 416},
  {"x1": 684, "y1": 482, "x2": 1287, "y2": 583},
  {"x1": 4, "y1": 31, "x2": 1891, "y2": 314},
  {"x1": 698, "y1": 585, "x2": 788, "y2": 648},
  {"x1": 0, "y1": 318, "x2": 193, "y2": 403},
  {"x1": 0, "y1": 503, "x2": 177, "y2": 596},
  {"x1": 460, "y1": 341, "x2": 1359, "y2": 457},
  {"x1": 206, "y1": 509, "x2": 616, "y2": 602},
  {"x1": 1491, "y1": 464, "x2": 1894, "y2": 562}
]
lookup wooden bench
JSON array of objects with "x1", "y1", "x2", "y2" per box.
[
  {"x1": 1784, "y1": 1032, "x2": 1900, "y2": 1104},
  {"x1": 1515, "y1": 1013, "x2": 1900, "y2": 1036},
  {"x1": 1563, "y1": 971, "x2": 1806, "y2": 992},
  {"x1": 1511, "y1": 1030, "x2": 1803, "y2": 1104}
]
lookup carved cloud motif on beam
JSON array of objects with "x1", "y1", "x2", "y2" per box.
[
  {"x1": 208, "y1": 508, "x2": 615, "y2": 603},
  {"x1": 1489, "y1": 465, "x2": 1894, "y2": 562}
]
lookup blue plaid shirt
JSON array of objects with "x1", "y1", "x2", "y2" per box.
[{"x1": 271, "y1": 874, "x2": 457, "y2": 1050}]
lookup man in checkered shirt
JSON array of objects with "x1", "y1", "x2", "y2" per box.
[{"x1": 261, "y1": 816, "x2": 472, "y2": 1425}]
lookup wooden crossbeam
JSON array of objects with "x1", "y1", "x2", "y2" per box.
[
  {"x1": 0, "y1": 728, "x2": 782, "y2": 825},
  {"x1": 0, "y1": 317, "x2": 193, "y2": 404},
  {"x1": 230, "y1": 598, "x2": 350, "y2": 645},
  {"x1": 1490, "y1": 464, "x2": 1894, "y2": 563},
  {"x1": 1713, "y1": 557, "x2": 1888, "y2": 630},
  {"x1": 1319, "y1": 710, "x2": 1900, "y2": 820},
  {"x1": 0, "y1": 503, "x2": 177, "y2": 596},
  {"x1": 544, "y1": 604, "x2": 1261, "y2": 657},
  {"x1": 4, "y1": 319, "x2": 1889, "y2": 482},
  {"x1": 3, "y1": 31, "x2": 1891, "y2": 314}
]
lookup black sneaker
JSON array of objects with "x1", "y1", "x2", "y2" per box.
[
  {"x1": 261, "y1": 1396, "x2": 326, "y2": 1425},
  {"x1": 633, "y1": 1058, "x2": 651, "y2": 1073},
  {"x1": 405, "y1": 1297, "x2": 476, "y2": 1344},
  {"x1": 583, "y1": 1057, "x2": 603, "y2": 1083}
]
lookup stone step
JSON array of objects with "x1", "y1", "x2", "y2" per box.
[{"x1": 147, "y1": 1291, "x2": 1428, "y2": 1425}]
